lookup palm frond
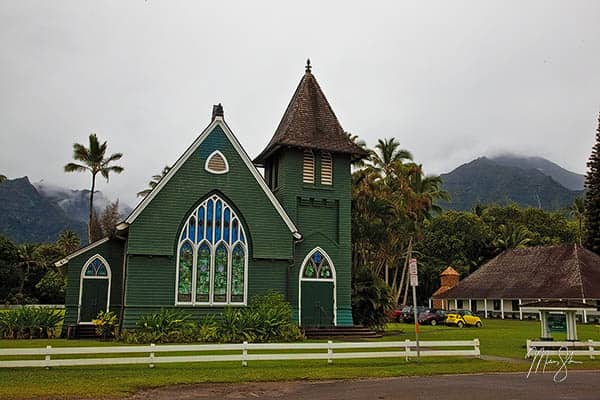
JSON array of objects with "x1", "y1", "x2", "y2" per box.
[{"x1": 64, "y1": 163, "x2": 89, "y2": 173}]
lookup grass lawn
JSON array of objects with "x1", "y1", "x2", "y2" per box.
[{"x1": 1, "y1": 319, "x2": 599, "y2": 399}]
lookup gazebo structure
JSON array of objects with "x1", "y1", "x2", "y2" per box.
[
  {"x1": 520, "y1": 300, "x2": 597, "y2": 341},
  {"x1": 431, "y1": 244, "x2": 600, "y2": 322}
]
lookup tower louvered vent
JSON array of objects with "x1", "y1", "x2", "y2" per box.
[
  {"x1": 303, "y1": 150, "x2": 315, "y2": 184},
  {"x1": 321, "y1": 152, "x2": 332, "y2": 185}
]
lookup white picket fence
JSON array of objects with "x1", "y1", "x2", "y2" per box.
[
  {"x1": 526, "y1": 339, "x2": 599, "y2": 359},
  {"x1": 0, "y1": 339, "x2": 480, "y2": 368}
]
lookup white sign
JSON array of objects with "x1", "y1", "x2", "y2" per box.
[
  {"x1": 409, "y1": 258, "x2": 418, "y2": 276},
  {"x1": 410, "y1": 273, "x2": 418, "y2": 287}
]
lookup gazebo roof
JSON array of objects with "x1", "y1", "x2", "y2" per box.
[
  {"x1": 435, "y1": 244, "x2": 600, "y2": 299},
  {"x1": 520, "y1": 299, "x2": 597, "y2": 311}
]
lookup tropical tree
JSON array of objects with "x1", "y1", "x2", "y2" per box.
[
  {"x1": 64, "y1": 133, "x2": 124, "y2": 243},
  {"x1": 493, "y1": 223, "x2": 534, "y2": 251},
  {"x1": 571, "y1": 197, "x2": 585, "y2": 246},
  {"x1": 369, "y1": 138, "x2": 413, "y2": 178},
  {"x1": 137, "y1": 166, "x2": 171, "y2": 198},
  {"x1": 56, "y1": 230, "x2": 81, "y2": 255},
  {"x1": 585, "y1": 113, "x2": 600, "y2": 254}
]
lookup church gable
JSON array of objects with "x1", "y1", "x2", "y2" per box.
[{"x1": 125, "y1": 116, "x2": 298, "y2": 260}]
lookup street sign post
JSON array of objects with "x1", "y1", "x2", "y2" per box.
[{"x1": 409, "y1": 258, "x2": 420, "y2": 360}]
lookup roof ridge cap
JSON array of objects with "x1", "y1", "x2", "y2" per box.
[{"x1": 573, "y1": 243, "x2": 585, "y2": 298}]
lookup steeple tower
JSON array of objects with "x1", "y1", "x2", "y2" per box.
[{"x1": 255, "y1": 62, "x2": 367, "y2": 327}]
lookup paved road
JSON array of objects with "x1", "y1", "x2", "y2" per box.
[{"x1": 130, "y1": 371, "x2": 600, "y2": 400}]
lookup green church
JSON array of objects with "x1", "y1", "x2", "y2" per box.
[{"x1": 56, "y1": 62, "x2": 367, "y2": 333}]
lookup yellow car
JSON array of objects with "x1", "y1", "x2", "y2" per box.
[{"x1": 445, "y1": 310, "x2": 482, "y2": 328}]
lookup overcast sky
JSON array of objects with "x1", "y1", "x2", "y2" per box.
[{"x1": 1, "y1": 1, "x2": 599, "y2": 207}]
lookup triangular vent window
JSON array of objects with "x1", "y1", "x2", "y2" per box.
[{"x1": 205, "y1": 151, "x2": 229, "y2": 174}]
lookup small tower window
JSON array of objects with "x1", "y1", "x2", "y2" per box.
[
  {"x1": 303, "y1": 150, "x2": 315, "y2": 184},
  {"x1": 321, "y1": 152, "x2": 333, "y2": 185},
  {"x1": 205, "y1": 150, "x2": 229, "y2": 174}
]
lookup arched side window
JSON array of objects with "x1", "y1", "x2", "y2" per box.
[
  {"x1": 301, "y1": 249, "x2": 334, "y2": 281},
  {"x1": 176, "y1": 194, "x2": 248, "y2": 305},
  {"x1": 303, "y1": 150, "x2": 315, "y2": 184},
  {"x1": 320, "y1": 152, "x2": 333, "y2": 185}
]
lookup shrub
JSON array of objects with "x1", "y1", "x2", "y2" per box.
[
  {"x1": 217, "y1": 292, "x2": 303, "y2": 343},
  {"x1": 121, "y1": 308, "x2": 198, "y2": 343},
  {"x1": 352, "y1": 265, "x2": 393, "y2": 331},
  {"x1": 92, "y1": 310, "x2": 118, "y2": 339},
  {"x1": 0, "y1": 307, "x2": 64, "y2": 339}
]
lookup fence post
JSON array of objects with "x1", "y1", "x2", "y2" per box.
[
  {"x1": 589, "y1": 339, "x2": 595, "y2": 360},
  {"x1": 149, "y1": 343, "x2": 155, "y2": 368},
  {"x1": 327, "y1": 341, "x2": 333, "y2": 364},
  {"x1": 474, "y1": 339, "x2": 480, "y2": 358},
  {"x1": 45, "y1": 345, "x2": 51, "y2": 369},
  {"x1": 405, "y1": 339, "x2": 411, "y2": 361},
  {"x1": 242, "y1": 341, "x2": 248, "y2": 367}
]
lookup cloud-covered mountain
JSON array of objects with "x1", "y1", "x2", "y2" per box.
[
  {"x1": 440, "y1": 156, "x2": 583, "y2": 211},
  {"x1": 0, "y1": 177, "x2": 131, "y2": 244},
  {"x1": 490, "y1": 154, "x2": 585, "y2": 191}
]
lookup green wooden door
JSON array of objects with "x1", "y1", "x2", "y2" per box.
[
  {"x1": 301, "y1": 281, "x2": 334, "y2": 327},
  {"x1": 80, "y1": 279, "x2": 109, "y2": 322}
]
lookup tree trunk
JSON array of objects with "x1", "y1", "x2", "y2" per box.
[
  {"x1": 88, "y1": 173, "x2": 96, "y2": 244},
  {"x1": 394, "y1": 238, "x2": 412, "y2": 305}
]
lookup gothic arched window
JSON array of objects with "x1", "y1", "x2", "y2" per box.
[{"x1": 176, "y1": 194, "x2": 248, "y2": 305}]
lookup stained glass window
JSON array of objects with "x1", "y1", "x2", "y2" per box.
[
  {"x1": 84, "y1": 257, "x2": 108, "y2": 277},
  {"x1": 176, "y1": 194, "x2": 247, "y2": 305},
  {"x1": 178, "y1": 242, "x2": 193, "y2": 302},
  {"x1": 231, "y1": 244, "x2": 245, "y2": 303},
  {"x1": 302, "y1": 249, "x2": 334, "y2": 280},
  {"x1": 213, "y1": 244, "x2": 228, "y2": 303},
  {"x1": 196, "y1": 243, "x2": 211, "y2": 303}
]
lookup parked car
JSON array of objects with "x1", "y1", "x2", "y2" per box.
[
  {"x1": 445, "y1": 310, "x2": 483, "y2": 328},
  {"x1": 387, "y1": 304, "x2": 410, "y2": 322},
  {"x1": 418, "y1": 309, "x2": 447, "y2": 326},
  {"x1": 402, "y1": 306, "x2": 428, "y2": 323}
]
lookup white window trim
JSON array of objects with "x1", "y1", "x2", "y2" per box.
[
  {"x1": 204, "y1": 150, "x2": 230, "y2": 174},
  {"x1": 175, "y1": 195, "x2": 248, "y2": 307},
  {"x1": 298, "y1": 247, "x2": 337, "y2": 326},
  {"x1": 78, "y1": 254, "x2": 112, "y2": 324}
]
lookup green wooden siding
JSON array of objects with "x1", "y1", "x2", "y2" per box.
[
  {"x1": 122, "y1": 256, "x2": 287, "y2": 327},
  {"x1": 64, "y1": 238, "x2": 125, "y2": 326},
  {"x1": 127, "y1": 125, "x2": 293, "y2": 260},
  {"x1": 274, "y1": 149, "x2": 353, "y2": 326}
]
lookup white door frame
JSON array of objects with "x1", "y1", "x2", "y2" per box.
[
  {"x1": 78, "y1": 254, "x2": 112, "y2": 324},
  {"x1": 298, "y1": 247, "x2": 337, "y2": 326}
]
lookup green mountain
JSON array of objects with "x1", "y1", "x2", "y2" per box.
[
  {"x1": 491, "y1": 154, "x2": 585, "y2": 191},
  {"x1": 440, "y1": 157, "x2": 583, "y2": 211},
  {"x1": 0, "y1": 177, "x2": 87, "y2": 244}
]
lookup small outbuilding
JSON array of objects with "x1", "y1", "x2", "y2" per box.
[{"x1": 431, "y1": 244, "x2": 600, "y2": 322}]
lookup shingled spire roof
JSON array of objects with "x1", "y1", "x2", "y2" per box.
[{"x1": 254, "y1": 60, "x2": 368, "y2": 165}]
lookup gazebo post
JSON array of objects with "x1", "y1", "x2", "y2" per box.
[
  {"x1": 540, "y1": 311, "x2": 550, "y2": 340},
  {"x1": 484, "y1": 299, "x2": 488, "y2": 318},
  {"x1": 519, "y1": 299, "x2": 523, "y2": 320},
  {"x1": 501, "y1": 298, "x2": 504, "y2": 319},
  {"x1": 566, "y1": 311, "x2": 578, "y2": 341}
]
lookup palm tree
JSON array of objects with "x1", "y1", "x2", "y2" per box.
[
  {"x1": 493, "y1": 224, "x2": 533, "y2": 251},
  {"x1": 0, "y1": 174, "x2": 7, "y2": 183},
  {"x1": 64, "y1": 134, "x2": 124, "y2": 243},
  {"x1": 56, "y1": 230, "x2": 81, "y2": 256},
  {"x1": 16, "y1": 244, "x2": 40, "y2": 302},
  {"x1": 369, "y1": 138, "x2": 413, "y2": 178},
  {"x1": 571, "y1": 197, "x2": 585, "y2": 246},
  {"x1": 137, "y1": 166, "x2": 171, "y2": 198}
]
